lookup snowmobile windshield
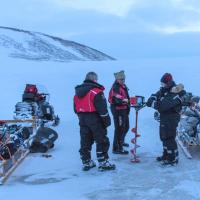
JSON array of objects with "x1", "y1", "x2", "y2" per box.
[{"x1": 36, "y1": 84, "x2": 50, "y2": 102}]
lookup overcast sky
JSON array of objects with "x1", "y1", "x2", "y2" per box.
[
  {"x1": 1, "y1": 0, "x2": 200, "y2": 37},
  {"x1": 1, "y1": 0, "x2": 200, "y2": 59}
]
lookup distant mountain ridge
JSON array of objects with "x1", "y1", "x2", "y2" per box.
[{"x1": 0, "y1": 26, "x2": 115, "y2": 62}]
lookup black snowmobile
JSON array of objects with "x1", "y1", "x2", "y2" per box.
[
  {"x1": 14, "y1": 84, "x2": 60, "y2": 153},
  {"x1": 14, "y1": 84, "x2": 60, "y2": 126}
]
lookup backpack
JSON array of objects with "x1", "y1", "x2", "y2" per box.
[
  {"x1": 25, "y1": 84, "x2": 38, "y2": 94},
  {"x1": 23, "y1": 84, "x2": 38, "y2": 102}
]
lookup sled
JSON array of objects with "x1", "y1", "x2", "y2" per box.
[
  {"x1": 0, "y1": 148, "x2": 29, "y2": 184},
  {"x1": 0, "y1": 119, "x2": 36, "y2": 128},
  {"x1": 0, "y1": 118, "x2": 37, "y2": 185},
  {"x1": 177, "y1": 137, "x2": 192, "y2": 159},
  {"x1": 177, "y1": 130, "x2": 200, "y2": 159}
]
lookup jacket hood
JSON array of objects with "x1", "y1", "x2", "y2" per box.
[
  {"x1": 166, "y1": 80, "x2": 176, "y2": 90},
  {"x1": 160, "y1": 80, "x2": 176, "y2": 94},
  {"x1": 75, "y1": 80, "x2": 104, "y2": 97}
]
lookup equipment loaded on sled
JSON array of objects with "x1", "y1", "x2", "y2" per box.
[
  {"x1": 177, "y1": 96, "x2": 200, "y2": 159},
  {"x1": 0, "y1": 84, "x2": 59, "y2": 184},
  {"x1": 0, "y1": 119, "x2": 36, "y2": 184}
]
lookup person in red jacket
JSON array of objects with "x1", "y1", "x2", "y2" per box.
[
  {"x1": 74, "y1": 72, "x2": 115, "y2": 171},
  {"x1": 109, "y1": 70, "x2": 130, "y2": 154}
]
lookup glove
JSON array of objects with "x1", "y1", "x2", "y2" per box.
[
  {"x1": 146, "y1": 94, "x2": 157, "y2": 107},
  {"x1": 159, "y1": 87, "x2": 168, "y2": 96},
  {"x1": 178, "y1": 90, "x2": 189, "y2": 106},
  {"x1": 182, "y1": 101, "x2": 192, "y2": 107},
  {"x1": 101, "y1": 115, "x2": 111, "y2": 128},
  {"x1": 174, "y1": 94, "x2": 185, "y2": 104},
  {"x1": 122, "y1": 98, "x2": 129, "y2": 104},
  {"x1": 179, "y1": 90, "x2": 186, "y2": 97}
]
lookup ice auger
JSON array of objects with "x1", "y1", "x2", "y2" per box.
[{"x1": 130, "y1": 96, "x2": 145, "y2": 163}]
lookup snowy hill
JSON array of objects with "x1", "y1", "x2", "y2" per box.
[{"x1": 0, "y1": 26, "x2": 115, "y2": 62}]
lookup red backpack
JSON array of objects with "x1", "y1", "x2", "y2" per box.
[{"x1": 74, "y1": 88, "x2": 103, "y2": 113}]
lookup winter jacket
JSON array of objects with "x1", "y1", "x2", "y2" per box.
[
  {"x1": 74, "y1": 80, "x2": 111, "y2": 128},
  {"x1": 109, "y1": 81, "x2": 130, "y2": 111},
  {"x1": 147, "y1": 83, "x2": 186, "y2": 140}
]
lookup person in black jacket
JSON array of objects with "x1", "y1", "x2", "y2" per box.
[
  {"x1": 74, "y1": 72, "x2": 115, "y2": 171},
  {"x1": 108, "y1": 70, "x2": 130, "y2": 154},
  {"x1": 146, "y1": 73, "x2": 186, "y2": 166}
]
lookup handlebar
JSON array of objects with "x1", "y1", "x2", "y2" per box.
[{"x1": 131, "y1": 103, "x2": 146, "y2": 111}]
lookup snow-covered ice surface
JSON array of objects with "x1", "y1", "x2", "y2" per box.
[{"x1": 1, "y1": 56, "x2": 200, "y2": 199}]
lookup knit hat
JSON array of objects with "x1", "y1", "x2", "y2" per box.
[
  {"x1": 85, "y1": 72, "x2": 98, "y2": 81},
  {"x1": 114, "y1": 70, "x2": 125, "y2": 80},
  {"x1": 160, "y1": 73, "x2": 173, "y2": 84}
]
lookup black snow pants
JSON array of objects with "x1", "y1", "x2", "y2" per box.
[
  {"x1": 78, "y1": 113, "x2": 110, "y2": 164},
  {"x1": 160, "y1": 114, "x2": 180, "y2": 162},
  {"x1": 111, "y1": 106, "x2": 129, "y2": 151}
]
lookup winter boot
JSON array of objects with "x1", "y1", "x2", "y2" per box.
[
  {"x1": 98, "y1": 160, "x2": 116, "y2": 171},
  {"x1": 160, "y1": 159, "x2": 178, "y2": 166},
  {"x1": 122, "y1": 142, "x2": 129, "y2": 147},
  {"x1": 161, "y1": 148, "x2": 179, "y2": 166},
  {"x1": 156, "y1": 149, "x2": 168, "y2": 162},
  {"x1": 156, "y1": 156, "x2": 164, "y2": 162},
  {"x1": 82, "y1": 160, "x2": 96, "y2": 171},
  {"x1": 156, "y1": 155, "x2": 168, "y2": 162},
  {"x1": 49, "y1": 143, "x2": 54, "y2": 149},
  {"x1": 112, "y1": 149, "x2": 129, "y2": 155}
]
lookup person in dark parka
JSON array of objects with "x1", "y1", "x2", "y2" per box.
[
  {"x1": 74, "y1": 72, "x2": 115, "y2": 171},
  {"x1": 146, "y1": 73, "x2": 186, "y2": 165}
]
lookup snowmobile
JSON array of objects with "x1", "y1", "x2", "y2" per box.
[
  {"x1": 14, "y1": 84, "x2": 60, "y2": 154},
  {"x1": 14, "y1": 84, "x2": 60, "y2": 127}
]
